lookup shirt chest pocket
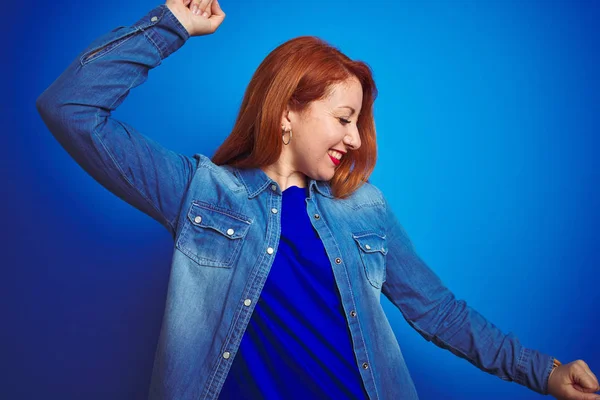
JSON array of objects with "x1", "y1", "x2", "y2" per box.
[
  {"x1": 352, "y1": 232, "x2": 388, "y2": 289},
  {"x1": 176, "y1": 202, "x2": 252, "y2": 268}
]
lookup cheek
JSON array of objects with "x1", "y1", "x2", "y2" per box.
[
  {"x1": 295, "y1": 120, "x2": 339, "y2": 164},
  {"x1": 297, "y1": 133, "x2": 326, "y2": 157}
]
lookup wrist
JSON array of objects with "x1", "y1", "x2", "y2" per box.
[
  {"x1": 166, "y1": 3, "x2": 192, "y2": 36},
  {"x1": 548, "y1": 358, "x2": 561, "y2": 381}
]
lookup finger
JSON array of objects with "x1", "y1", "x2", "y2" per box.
[
  {"x1": 579, "y1": 391, "x2": 600, "y2": 400},
  {"x1": 568, "y1": 384, "x2": 600, "y2": 400},
  {"x1": 183, "y1": 0, "x2": 192, "y2": 7},
  {"x1": 203, "y1": 1, "x2": 213, "y2": 18},
  {"x1": 574, "y1": 361, "x2": 600, "y2": 393},
  {"x1": 190, "y1": 0, "x2": 210, "y2": 16},
  {"x1": 199, "y1": 0, "x2": 212, "y2": 16},
  {"x1": 207, "y1": 0, "x2": 225, "y2": 28},
  {"x1": 583, "y1": 368, "x2": 600, "y2": 392},
  {"x1": 574, "y1": 367, "x2": 600, "y2": 393},
  {"x1": 210, "y1": 0, "x2": 225, "y2": 18}
]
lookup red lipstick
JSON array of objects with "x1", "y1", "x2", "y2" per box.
[{"x1": 329, "y1": 154, "x2": 341, "y2": 166}]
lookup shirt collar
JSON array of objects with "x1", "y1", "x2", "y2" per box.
[
  {"x1": 234, "y1": 167, "x2": 334, "y2": 199},
  {"x1": 309, "y1": 179, "x2": 334, "y2": 199}
]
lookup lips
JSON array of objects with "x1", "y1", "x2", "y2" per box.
[{"x1": 329, "y1": 154, "x2": 341, "y2": 166}]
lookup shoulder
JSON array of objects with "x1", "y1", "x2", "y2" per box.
[
  {"x1": 192, "y1": 153, "x2": 221, "y2": 172},
  {"x1": 336, "y1": 180, "x2": 385, "y2": 210},
  {"x1": 191, "y1": 153, "x2": 245, "y2": 193}
]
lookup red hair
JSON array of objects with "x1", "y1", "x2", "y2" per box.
[{"x1": 211, "y1": 36, "x2": 378, "y2": 199}]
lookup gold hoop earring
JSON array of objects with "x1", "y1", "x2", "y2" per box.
[{"x1": 282, "y1": 128, "x2": 292, "y2": 145}]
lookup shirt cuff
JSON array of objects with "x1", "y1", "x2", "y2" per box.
[
  {"x1": 131, "y1": 4, "x2": 190, "y2": 59},
  {"x1": 514, "y1": 347, "x2": 555, "y2": 395}
]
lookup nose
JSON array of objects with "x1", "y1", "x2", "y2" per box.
[{"x1": 343, "y1": 125, "x2": 361, "y2": 151}]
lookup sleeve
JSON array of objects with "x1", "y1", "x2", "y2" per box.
[
  {"x1": 36, "y1": 5, "x2": 197, "y2": 238},
  {"x1": 380, "y1": 195, "x2": 556, "y2": 395}
]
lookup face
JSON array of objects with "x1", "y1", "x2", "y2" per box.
[{"x1": 282, "y1": 77, "x2": 363, "y2": 182}]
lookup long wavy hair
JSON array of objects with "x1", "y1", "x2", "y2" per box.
[{"x1": 211, "y1": 36, "x2": 378, "y2": 199}]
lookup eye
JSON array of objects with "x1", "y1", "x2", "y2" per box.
[{"x1": 338, "y1": 118, "x2": 351, "y2": 125}]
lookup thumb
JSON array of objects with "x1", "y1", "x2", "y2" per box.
[
  {"x1": 577, "y1": 393, "x2": 600, "y2": 400},
  {"x1": 569, "y1": 384, "x2": 600, "y2": 400}
]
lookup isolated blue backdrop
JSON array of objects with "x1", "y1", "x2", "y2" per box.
[{"x1": 3, "y1": 0, "x2": 599, "y2": 399}]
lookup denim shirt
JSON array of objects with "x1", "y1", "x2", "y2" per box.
[{"x1": 36, "y1": 5, "x2": 555, "y2": 399}]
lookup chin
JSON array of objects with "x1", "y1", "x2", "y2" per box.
[
  {"x1": 317, "y1": 171, "x2": 336, "y2": 182},
  {"x1": 306, "y1": 165, "x2": 336, "y2": 182}
]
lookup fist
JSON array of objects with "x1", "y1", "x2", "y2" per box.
[
  {"x1": 547, "y1": 359, "x2": 600, "y2": 400},
  {"x1": 165, "y1": 0, "x2": 225, "y2": 37}
]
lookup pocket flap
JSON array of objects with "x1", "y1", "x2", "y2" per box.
[
  {"x1": 186, "y1": 202, "x2": 251, "y2": 239},
  {"x1": 352, "y1": 232, "x2": 388, "y2": 255}
]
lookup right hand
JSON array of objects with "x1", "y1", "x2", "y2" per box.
[{"x1": 165, "y1": 0, "x2": 225, "y2": 37}]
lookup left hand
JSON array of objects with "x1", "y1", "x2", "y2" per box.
[{"x1": 548, "y1": 359, "x2": 600, "y2": 400}]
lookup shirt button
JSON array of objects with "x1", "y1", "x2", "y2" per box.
[
  {"x1": 314, "y1": 214, "x2": 320, "y2": 219},
  {"x1": 335, "y1": 258, "x2": 342, "y2": 264},
  {"x1": 365, "y1": 244, "x2": 371, "y2": 250},
  {"x1": 151, "y1": 16, "x2": 158, "y2": 22},
  {"x1": 362, "y1": 362, "x2": 369, "y2": 369},
  {"x1": 194, "y1": 216, "x2": 202, "y2": 224},
  {"x1": 350, "y1": 310, "x2": 357, "y2": 317},
  {"x1": 267, "y1": 247, "x2": 274, "y2": 255},
  {"x1": 271, "y1": 184, "x2": 277, "y2": 191},
  {"x1": 271, "y1": 208, "x2": 278, "y2": 214},
  {"x1": 244, "y1": 299, "x2": 252, "y2": 306},
  {"x1": 223, "y1": 351, "x2": 231, "y2": 359},
  {"x1": 227, "y1": 228, "x2": 234, "y2": 236}
]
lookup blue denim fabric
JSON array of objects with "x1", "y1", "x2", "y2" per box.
[{"x1": 36, "y1": 5, "x2": 556, "y2": 400}]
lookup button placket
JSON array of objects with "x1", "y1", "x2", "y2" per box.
[
  {"x1": 305, "y1": 199, "x2": 377, "y2": 389},
  {"x1": 265, "y1": 194, "x2": 279, "y2": 257}
]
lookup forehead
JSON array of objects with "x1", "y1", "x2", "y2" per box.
[{"x1": 321, "y1": 78, "x2": 363, "y2": 111}]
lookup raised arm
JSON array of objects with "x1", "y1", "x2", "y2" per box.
[{"x1": 35, "y1": 1, "x2": 225, "y2": 238}]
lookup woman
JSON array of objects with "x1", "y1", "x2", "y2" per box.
[{"x1": 36, "y1": 0, "x2": 599, "y2": 399}]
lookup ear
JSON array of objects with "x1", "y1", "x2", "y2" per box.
[{"x1": 280, "y1": 107, "x2": 292, "y2": 131}]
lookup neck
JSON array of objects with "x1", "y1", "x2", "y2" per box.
[{"x1": 261, "y1": 163, "x2": 307, "y2": 191}]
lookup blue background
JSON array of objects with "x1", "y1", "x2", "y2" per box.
[{"x1": 3, "y1": 0, "x2": 599, "y2": 399}]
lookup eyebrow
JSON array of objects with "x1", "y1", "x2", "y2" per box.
[{"x1": 338, "y1": 106, "x2": 356, "y2": 115}]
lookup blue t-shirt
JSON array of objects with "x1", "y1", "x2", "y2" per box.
[{"x1": 220, "y1": 185, "x2": 369, "y2": 399}]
